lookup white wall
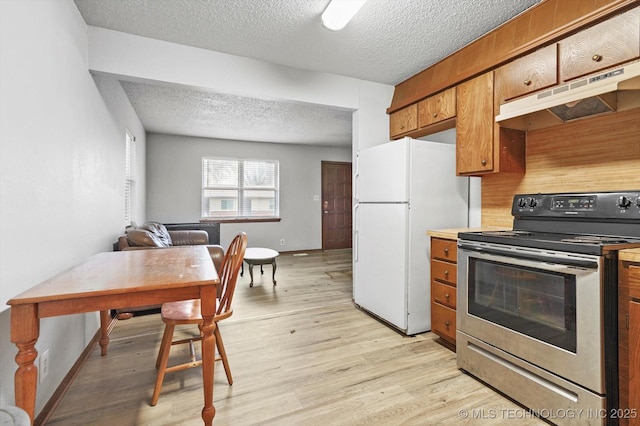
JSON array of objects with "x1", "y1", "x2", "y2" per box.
[
  {"x1": 0, "y1": 0, "x2": 145, "y2": 416},
  {"x1": 84, "y1": 26, "x2": 394, "y2": 181},
  {"x1": 88, "y1": 27, "x2": 361, "y2": 111},
  {"x1": 146, "y1": 134, "x2": 351, "y2": 250}
]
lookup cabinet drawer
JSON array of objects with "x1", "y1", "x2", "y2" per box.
[
  {"x1": 432, "y1": 281, "x2": 456, "y2": 309},
  {"x1": 559, "y1": 7, "x2": 640, "y2": 82},
  {"x1": 630, "y1": 266, "x2": 640, "y2": 300},
  {"x1": 431, "y1": 303, "x2": 456, "y2": 343},
  {"x1": 495, "y1": 44, "x2": 558, "y2": 103},
  {"x1": 418, "y1": 87, "x2": 456, "y2": 127},
  {"x1": 432, "y1": 259, "x2": 457, "y2": 286},
  {"x1": 431, "y1": 238, "x2": 457, "y2": 262},
  {"x1": 389, "y1": 104, "x2": 418, "y2": 138}
]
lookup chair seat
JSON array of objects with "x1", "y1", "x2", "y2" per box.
[{"x1": 161, "y1": 299, "x2": 232, "y2": 323}]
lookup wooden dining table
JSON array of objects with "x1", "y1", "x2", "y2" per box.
[{"x1": 7, "y1": 246, "x2": 220, "y2": 425}]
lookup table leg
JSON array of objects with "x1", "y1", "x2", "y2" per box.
[
  {"x1": 99, "y1": 310, "x2": 110, "y2": 356},
  {"x1": 11, "y1": 303, "x2": 39, "y2": 424},
  {"x1": 240, "y1": 262, "x2": 244, "y2": 277},
  {"x1": 272, "y1": 259, "x2": 277, "y2": 285},
  {"x1": 199, "y1": 285, "x2": 217, "y2": 426},
  {"x1": 249, "y1": 263, "x2": 255, "y2": 287}
]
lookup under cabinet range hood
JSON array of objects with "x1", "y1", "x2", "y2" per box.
[{"x1": 496, "y1": 60, "x2": 640, "y2": 122}]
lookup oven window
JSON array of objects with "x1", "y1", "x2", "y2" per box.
[{"x1": 468, "y1": 259, "x2": 576, "y2": 352}]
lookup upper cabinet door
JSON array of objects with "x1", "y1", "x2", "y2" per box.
[
  {"x1": 417, "y1": 87, "x2": 456, "y2": 128},
  {"x1": 456, "y1": 72, "x2": 494, "y2": 175},
  {"x1": 559, "y1": 7, "x2": 640, "y2": 82},
  {"x1": 495, "y1": 44, "x2": 558, "y2": 104},
  {"x1": 389, "y1": 104, "x2": 418, "y2": 139}
]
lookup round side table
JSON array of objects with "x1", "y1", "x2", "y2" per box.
[{"x1": 241, "y1": 247, "x2": 280, "y2": 287}]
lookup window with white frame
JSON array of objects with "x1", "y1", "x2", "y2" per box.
[
  {"x1": 202, "y1": 157, "x2": 279, "y2": 219},
  {"x1": 124, "y1": 130, "x2": 136, "y2": 226}
]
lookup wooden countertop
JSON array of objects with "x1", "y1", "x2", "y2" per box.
[
  {"x1": 426, "y1": 226, "x2": 510, "y2": 241},
  {"x1": 620, "y1": 248, "x2": 640, "y2": 263}
]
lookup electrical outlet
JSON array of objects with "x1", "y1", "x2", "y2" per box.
[
  {"x1": 280, "y1": 239, "x2": 285, "y2": 246},
  {"x1": 39, "y1": 349, "x2": 50, "y2": 383}
]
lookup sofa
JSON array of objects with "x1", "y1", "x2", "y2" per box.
[{"x1": 114, "y1": 221, "x2": 225, "y2": 318}]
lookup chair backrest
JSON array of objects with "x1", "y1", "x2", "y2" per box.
[{"x1": 216, "y1": 232, "x2": 247, "y2": 317}]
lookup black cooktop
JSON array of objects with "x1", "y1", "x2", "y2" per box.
[
  {"x1": 459, "y1": 191, "x2": 640, "y2": 255},
  {"x1": 458, "y1": 229, "x2": 640, "y2": 255}
]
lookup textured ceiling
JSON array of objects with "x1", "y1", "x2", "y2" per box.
[
  {"x1": 120, "y1": 81, "x2": 353, "y2": 144},
  {"x1": 74, "y1": 0, "x2": 541, "y2": 146}
]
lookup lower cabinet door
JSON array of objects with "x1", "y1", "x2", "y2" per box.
[{"x1": 630, "y1": 300, "x2": 640, "y2": 425}]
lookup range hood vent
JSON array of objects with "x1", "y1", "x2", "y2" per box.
[{"x1": 496, "y1": 61, "x2": 640, "y2": 122}]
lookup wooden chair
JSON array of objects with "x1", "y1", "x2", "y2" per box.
[{"x1": 150, "y1": 232, "x2": 247, "y2": 406}]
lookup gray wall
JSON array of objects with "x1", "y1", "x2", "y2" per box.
[
  {"x1": 146, "y1": 134, "x2": 351, "y2": 250},
  {"x1": 0, "y1": 0, "x2": 145, "y2": 415}
]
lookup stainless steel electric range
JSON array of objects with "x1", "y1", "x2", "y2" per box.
[{"x1": 457, "y1": 191, "x2": 640, "y2": 425}]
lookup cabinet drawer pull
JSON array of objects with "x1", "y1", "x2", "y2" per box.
[
  {"x1": 523, "y1": 79, "x2": 531, "y2": 86},
  {"x1": 481, "y1": 159, "x2": 487, "y2": 166},
  {"x1": 444, "y1": 321, "x2": 451, "y2": 327},
  {"x1": 433, "y1": 112, "x2": 437, "y2": 117},
  {"x1": 443, "y1": 248, "x2": 449, "y2": 254},
  {"x1": 592, "y1": 54, "x2": 603, "y2": 62},
  {"x1": 444, "y1": 293, "x2": 450, "y2": 299},
  {"x1": 444, "y1": 270, "x2": 449, "y2": 276}
]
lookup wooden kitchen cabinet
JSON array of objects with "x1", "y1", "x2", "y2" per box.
[
  {"x1": 430, "y1": 237, "x2": 458, "y2": 349},
  {"x1": 456, "y1": 71, "x2": 526, "y2": 176},
  {"x1": 418, "y1": 87, "x2": 456, "y2": 128},
  {"x1": 631, "y1": 298, "x2": 640, "y2": 426},
  {"x1": 629, "y1": 264, "x2": 640, "y2": 425},
  {"x1": 559, "y1": 7, "x2": 640, "y2": 82},
  {"x1": 495, "y1": 44, "x2": 558, "y2": 104},
  {"x1": 389, "y1": 103, "x2": 418, "y2": 139},
  {"x1": 620, "y1": 252, "x2": 640, "y2": 425}
]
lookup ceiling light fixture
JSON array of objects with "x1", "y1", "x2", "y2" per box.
[{"x1": 321, "y1": 0, "x2": 367, "y2": 31}]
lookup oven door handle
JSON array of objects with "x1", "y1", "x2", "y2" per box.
[{"x1": 458, "y1": 244, "x2": 599, "y2": 269}]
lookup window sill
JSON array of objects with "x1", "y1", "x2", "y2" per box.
[{"x1": 200, "y1": 218, "x2": 281, "y2": 224}]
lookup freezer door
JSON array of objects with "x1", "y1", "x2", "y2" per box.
[
  {"x1": 356, "y1": 139, "x2": 409, "y2": 203},
  {"x1": 353, "y1": 203, "x2": 408, "y2": 331}
]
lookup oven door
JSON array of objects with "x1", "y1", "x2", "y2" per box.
[{"x1": 457, "y1": 240, "x2": 603, "y2": 393}]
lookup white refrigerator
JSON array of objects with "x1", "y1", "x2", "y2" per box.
[{"x1": 353, "y1": 137, "x2": 469, "y2": 335}]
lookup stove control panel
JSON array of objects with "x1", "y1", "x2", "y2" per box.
[
  {"x1": 553, "y1": 195, "x2": 596, "y2": 211},
  {"x1": 512, "y1": 191, "x2": 640, "y2": 218}
]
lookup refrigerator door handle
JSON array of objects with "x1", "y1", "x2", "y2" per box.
[
  {"x1": 354, "y1": 171, "x2": 360, "y2": 204},
  {"x1": 354, "y1": 230, "x2": 359, "y2": 262},
  {"x1": 354, "y1": 204, "x2": 359, "y2": 262}
]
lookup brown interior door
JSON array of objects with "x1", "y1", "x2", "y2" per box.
[{"x1": 321, "y1": 161, "x2": 352, "y2": 250}]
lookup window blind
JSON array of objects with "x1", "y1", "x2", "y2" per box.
[
  {"x1": 202, "y1": 157, "x2": 279, "y2": 219},
  {"x1": 124, "y1": 130, "x2": 136, "y2": 226}
]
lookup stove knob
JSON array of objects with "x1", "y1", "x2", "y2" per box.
[
  {"x1": 618, "y1": 196, "x2": 632, "y2": 209},
  {"x1": 517, "y1": 198, "x2": 527, "y2": 208},
  {"x1": 528, "y1": 198, "x2": 538, "y2": 208}
]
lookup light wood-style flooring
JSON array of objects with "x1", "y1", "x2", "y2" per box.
[{"x1": 46, "y1": 249, "x2": 545, "y2": 425}]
